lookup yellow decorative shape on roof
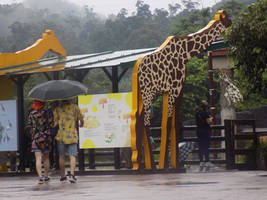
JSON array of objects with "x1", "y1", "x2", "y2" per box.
[{"x1": 0, "y1": 29, "x2": 66, "y2": 75}]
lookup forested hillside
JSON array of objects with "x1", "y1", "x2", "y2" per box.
[{"x1": 1, "y1": 0, "x2": 264, "y2": 122}]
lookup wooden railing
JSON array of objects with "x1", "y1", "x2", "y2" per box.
[{"x1": 1, "y1": 119, "x2": 264, "y2": 174}]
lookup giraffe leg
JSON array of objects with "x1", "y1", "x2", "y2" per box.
[
  {"x1": 159, "y1": 93, "x2": 171, "y2": 169},
  {"x1": 131, "y1": 90, "x2": 145, "y2": 170},
  {"x1": 130, "y1": 58, "x2": 145, "y2": 170},
  {"x1": 170, "y1": 87, "x2": 184, "y2": 169},
  {"x1": 143, "y1": 126, "x2": 156, "y2": 169},
  {"x1": 170, "y1": 109, "x2": 177, "y2": 168}
]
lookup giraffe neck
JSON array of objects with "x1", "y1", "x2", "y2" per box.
[{"x1": 186, "y1": 21, "x2": 226, "y2": 59}]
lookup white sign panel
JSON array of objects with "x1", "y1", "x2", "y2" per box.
[
  {"x1": 0, "y1": 100, "x2": 18, "y2": 151},
  {"x1": 78, "y1": 92, "x2": 132, "y2": 149}
]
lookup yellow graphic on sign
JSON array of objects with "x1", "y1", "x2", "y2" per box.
[
  {"x1": 79, "y1": 95, "x2": 93, "y2": 105},
  {"x1": 125, "y1": 92, "x2": 132, "y2": 109},
  {"x1": 107, "y1": 93, "x2": 122, "y2": 101},
  {"x1": 92, "y1": 105, "x2": 98, "y2": 112},
  {"x1": 82, "y1": 139, "x2": 96, "y2": 148}
]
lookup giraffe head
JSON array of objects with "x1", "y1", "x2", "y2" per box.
[
  {"x1": 42, "y1": 30, "x2": 67, "y2": 57},
  {"x1": 214, "y1": 10, "x2": 232, "y2": 28}
]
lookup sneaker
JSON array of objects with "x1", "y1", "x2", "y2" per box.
[
  {"x1": 60, "y1": 176, "x2": 67, "y2": 183},
  {"x1": 38, "y1": 177, "x2": 44, "y2": 184},
  {"x1": 205, "y1": 162, "x2": 214, "y2": 171},
  {"x1": 69, "y1": 174, "x2": 77, "y2": 183},
  {"x1": 44, "y1": 177, "x2": 50, "y2": 182},
  {"x1": 199, "y1": 162, "x2": 205, "y2": 172}
]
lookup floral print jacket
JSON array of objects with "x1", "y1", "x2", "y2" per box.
[{"x1": 27, "y1": 108, "x2": 54, "y2": 151}]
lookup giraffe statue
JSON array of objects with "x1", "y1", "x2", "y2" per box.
[
  {"x1": 218, "y1": 69, "x2": 243, "y2": 106},
  {"x1": 130, "y1": 10, "x2": 232, "y2": 170},
  {"x1": 0, "y1": 29, "x2": 66, "y2": 75}
]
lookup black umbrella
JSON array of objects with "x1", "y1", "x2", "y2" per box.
[{"x1": 28, "y1": 80, "x2": 88, "y2": 101}]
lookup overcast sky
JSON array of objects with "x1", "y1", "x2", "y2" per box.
[{"x1": 0, "y1": 0, "x2": 218, "y2": 16}]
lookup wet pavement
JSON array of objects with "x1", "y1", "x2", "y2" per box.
[{"x1": 1, "y1": 169, "x2": 267, "y2": 200}]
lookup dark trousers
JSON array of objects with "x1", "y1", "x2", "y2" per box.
[{"x1": 196, "y1": 127, "x2": 211, "y2": 162}]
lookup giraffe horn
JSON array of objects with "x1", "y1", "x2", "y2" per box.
[{"x1": 214, "y1": 10, "x2": 226, "y2": 21}]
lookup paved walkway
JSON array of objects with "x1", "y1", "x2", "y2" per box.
[{"x1": 1, "y1": 170, "x2": 267, "y2": 200}]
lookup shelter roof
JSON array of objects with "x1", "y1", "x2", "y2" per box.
[
  {"x1": 0, "y1": 39, "x2": 227, "y2": 76},
  {"x1": 0, "y1": 48, "x2": 156, "y2": 76}
]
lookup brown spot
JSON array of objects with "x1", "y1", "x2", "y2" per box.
[
  {"x1": 164, "y1": 60, "x2": 168, "y2": 66},
  {"x1": 195, "y1": 43, "x2": 200, "y2": 49},
  {"x1": 190, "y1": 50, "x2": 199, "y2": 57},
  {"x1": 188, "y1": 41, "x2": 194, "y2": 52},
  {"x1": 142, "y1": 65, "x2": 147, "y2": 71},
  {"x1": 144, "y1": 78, "x2": 149, "y2": 85},
  {"x1": 169, "y1": 63, "x2": 173, "y2": 71},
  {"x1": 153, "y1": 64, "x2": 158, "y2": 73},
  {"x1": 159, "y1": 63, "x2": 164, "y2": 70},
  {"x1": 150, "y1": 55, "x2": 154, "y2": 62},
  {"x1": 166, "y1": 69, "x2": 170, "y2": 75},
  {"x1": 182, "y1": 42, "x2": 186, "y2": 51},
  {"x1": 167, "y1": 55, "x2": 171, "y2": 60},
  {"x1": 171, "y1": 58, "x2": 178, "y2": 66},
  {"x1": 201, "y1": 36, "x2": 206, "y2": 44},
  {"x1": 171, "y1": 44, "x2": 175, "y2": 52},
  {"x1": 179, "y1": 59, "x2": 184, "y2": 69},
  {"x1": 166, "y1": 47, "x2": 170, "y2": 53},
  {"x1": 208, "y1": 36, "x2": 212, "y2": 41},
  {"x1": 177, "y1": 70, "x2": 182, "y2": 79},
  {"x1": 171, "y1": 71, "x2": 175, "y2": 80},
  {"x1": 159, "y1": 69, "x2": 162, "y2": 77}
]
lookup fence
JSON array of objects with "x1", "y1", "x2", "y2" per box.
[
  {"x1": 0, "y1": 119, "x2": 263, "y2": 174},
  {"x1": 76, "y1": 119, "x2": 259, "y2": 171}
]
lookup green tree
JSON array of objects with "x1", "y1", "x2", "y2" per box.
[
  {"x1": 214, "y1": 0, "x2": 244, "y2": 18},
  {"x1": 168, "y1": 3, "x2": 182, "y2": 17},
  {"x1": 171, "y1": 8, "x2": 212, "y2": 36},
  {"x1": 225, "y1": 0, "x2": 267, "y2": 93},
  {"x1": 136, "y1": 0, "x2": 152, "y2": 20}
]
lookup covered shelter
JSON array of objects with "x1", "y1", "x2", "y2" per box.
[{"x1": 0, "y1": 29, "x2": 157, "y2": 171}]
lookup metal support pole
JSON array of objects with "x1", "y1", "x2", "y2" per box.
[
  {"x1": 17, "y1": 76, "x2": 26, "y2": 172},
  {"x1": 207, "y1": 51, "x2": 216, "y2": 121},
  {"x1": 88, "y1": 149, "x2": 95, "y2": 169},
  {"x1": 225, "y1": 120, "x2": 235, "y2": 170},
  {"x1": 112, "y1": 66, "x2": 120, "y2": 169}
]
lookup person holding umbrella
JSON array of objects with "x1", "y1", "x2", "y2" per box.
[
  {"x1": 53, "y1": 99, "x2": 84, "y2": 183},
  {"x1": 26, "y1": 100, "x2": 54, "y2": 184},
  {"x1": 28, "y1": 79, "x2": 87, "y2": 183}
]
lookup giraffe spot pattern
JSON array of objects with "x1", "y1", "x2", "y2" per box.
[{"x1": 137, "y1": 19, "x2": 228, "y2": 126}]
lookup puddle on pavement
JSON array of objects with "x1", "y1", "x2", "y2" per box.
[
  {"x1": 244, "y1": 187, "x2": 264, "y2": 191},
  {"x1": 151, "y1": 181, "x2": 218, "y2": 186}
]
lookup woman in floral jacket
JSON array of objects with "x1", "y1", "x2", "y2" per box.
[{"x1": 26, "y1": 100, "x2": 54, "y2": 184}]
